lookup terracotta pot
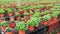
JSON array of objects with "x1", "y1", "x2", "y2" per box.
[
  {"x1": 0, "y1": 14, "x2": 4, "y2": 17},
  {"x1": 18, "y1": 31, "x2": 25, "y2": 34},
  {"x1": 5, "y1": 32, "x2": 13, "y2": 34},
  {"x1": 41, "y1": 19, "x2": 51, "y2": 25},
  {"x1": 8, "y1": 13, "x2": 12, "y2": 16},
  {"x1": 19, "y1": 11, "x2": 24, "y2": 15},
  {"x1": 29, "y1": 14, "x2": 32, "y2": 18},
  {"x1": 16, "y1": 16, "x2": 20, "y2": 21},
  {"x1": 52, "y1": 18, "x2": 57, "y2": 21},
  {"x1": 28, "y1": 26, "x2": 34, "y2": 32},
  {"x1": 9, "y1": 22, "x2": 16, "y2": 28},
  {"x1": 24, "y1": 16, "x2": 29, "y2": 23},
  {"x1": 1, "y1": 26, "x2": 7, "y2": 32},
  {"x1": 26, "y1": 10, "x2": 30, "y2": 12}
]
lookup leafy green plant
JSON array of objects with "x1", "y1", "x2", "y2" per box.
[
  {"x1": 21, "y1": 6, "x2": 28, "y2": 11},
  {"x1": 43, "y1": 14, "x2": 51, "y2": 21},
  {"x1": 27, "y1": 17, "x2": 41, "y2": 26},
  {"x1": 45, "y1": 10, "x2": 50, "y2": 14},
  {"x1": 6, "y1": 27, "x2": 12, "y2": 31},
  {"x1": 33, "y1": 10, "x2": 41, "y2": 17},
  {"x1": 29, "y1": 6, "x2": 34, "y2": 10},
  {"x1": 51, "y1": 13, "x2": 57, "y2": 18},
  {"x1": 16, "y1": 21, "x2": 28, "y2": 31},
  {"x1": 0, "y1": 8, "x2": 5, "y2": 14},
  {"x1": 1, "y1": 21, "x2": 8, "y2": 26},
  {"x1": 51, "y1": 10, "x2": 59, "y2": 18},
  {"x1": 36, "y1": 4, "x2": 43, "y2": 8},
  {"x1": 7, "y1": 7, "x2": 13, "y2": 13}
]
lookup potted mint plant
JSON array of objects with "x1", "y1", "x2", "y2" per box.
[
  {"x1": 7, "y1": 7, "x2": 13, "y2": 17},
  {"x1": 45, "y1": 10, "x2": 50, "y2": 14},
  {"x1": 42, "y1": 14, "x2": 51, "y2": 25},
  {"x1": 1, "y1": 21, "x2": 8, "y2": 32},
  {"x1": 9, "y1": 17, "x2": 16, "y2": 28},
  {"x1": 33, "y1": 11, "x2": 40, "y2": 17},
  {"x1": 5, "y1": 27, "x2": 14, "y2": 34},
  {"x1": 0, "y1": 8, "x2": 5, "y2": 17},
  {"x1": 29, "y1": 11, "x2": 33, "y2": 18},
  {"x1": 27, "y1": 17, "x2": 40, "y2": 32},
  {"x1": 15, "y1": 12, "x2": 21, "y2": 21},
  {"x1": 28, "y1": 6, "x2": 34, "y2": 12},
  {"x1": 16, "y1": 21, "x2": 28, "y2": 34},
  {"x1": 24, "y1": 11, "x2": 29, "y2": 22},
  {"x1": 51, "y1": 10, "x2": 59, "y2": 21}
]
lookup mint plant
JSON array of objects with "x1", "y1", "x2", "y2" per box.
[
  {"x1": 27, "y1": 17, "x2": 41, "y2": 26},
  {"x1": 43, "y1": 14, "x2": 51, "y2": 21},
  {"x1": 0, "y1": 8, "x2": 5, "y2": 14},
  {"x1": 33, "y1": 11, "x2": 41, "y2": 17},
  {"x1": 1, "y1": 21, "x2": 8, "y2": 27},
  {"x1": 16, "y1": 21, "x2": 28, "y2": 31},
  {"x1": 7, "y1": 7, "x2": 13, "y2": 13}
]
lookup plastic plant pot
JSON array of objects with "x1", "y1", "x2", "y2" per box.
[
  {"x1": 18, "y1": 30, "x2": 25, "y2": 34},
  {"x1": 16, "y1": 16, "x2": 21, "y2": 21},
  {"x1": 29, "y1": 11, "x2": 33, "y2": 18},
  {"x1": 1, "y1": 26, "x2": 7, "y2": 32},
  {"x1": 0, "y1": 8, "x2": 5, "y2": 17},
  {"x1": 29, "y1": 14, "x2": 32, "y2": 18},
  {"x1": 24, "y1": 16, "x2": 29, "y2": 23},
  {"x1": 8, "y1": 13, "x2": 12, "y2": 17},
  {"x1": 42, "y1": 14, "x2": 51, "y2": 25},
  {"x1": 9, "y1": 22, "x2": 16, "y2": 28},
  {"x1": 27, "y1": 17, "x2": 40, "y2": 32},
  {"x1": 5, "y1": 32, "x2": 13, "y2": 34},
  {"x1": 18, "y1": 7, "x2": 24, "y2": 14},
  {"x1": 24, "y1": 11, "x2": 29, "y2": 23},
  {"x1": 7, "y1": 7, "x2": 13, "y2": 17},
  {"x1": 52, "y1": 18, "x2": 57, "y2": 21},
  {"x1": 19, "y1": 11, "x2": 24, "y2": 15},
  {"x1": 51, "y1": 13, "x2": 58, "y2": 21},
  {"x1": 15, "y1": 12, "x2": 21, "y2": 21},
  {"x1": 28, "y1": 26, "x2": 34, "y2": 32},
  {"x1": 26, "y1": 9, "x2": 30, "y2": 13},
  {"x1": 42, "y1": 19, "x2": 51, "y2": 25},
  {"x1": 5, "y1": 27, "x2": 14, "y2": 34},
  {"x1": 1, "y1": 21, "x2": 8, "y2": 32},
  {"x1": 9, "y1": 17, "x2": 16, "y2": 28},
  {"x1": 16, "y1": 21, "x2": 28, "y2": 34}
]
